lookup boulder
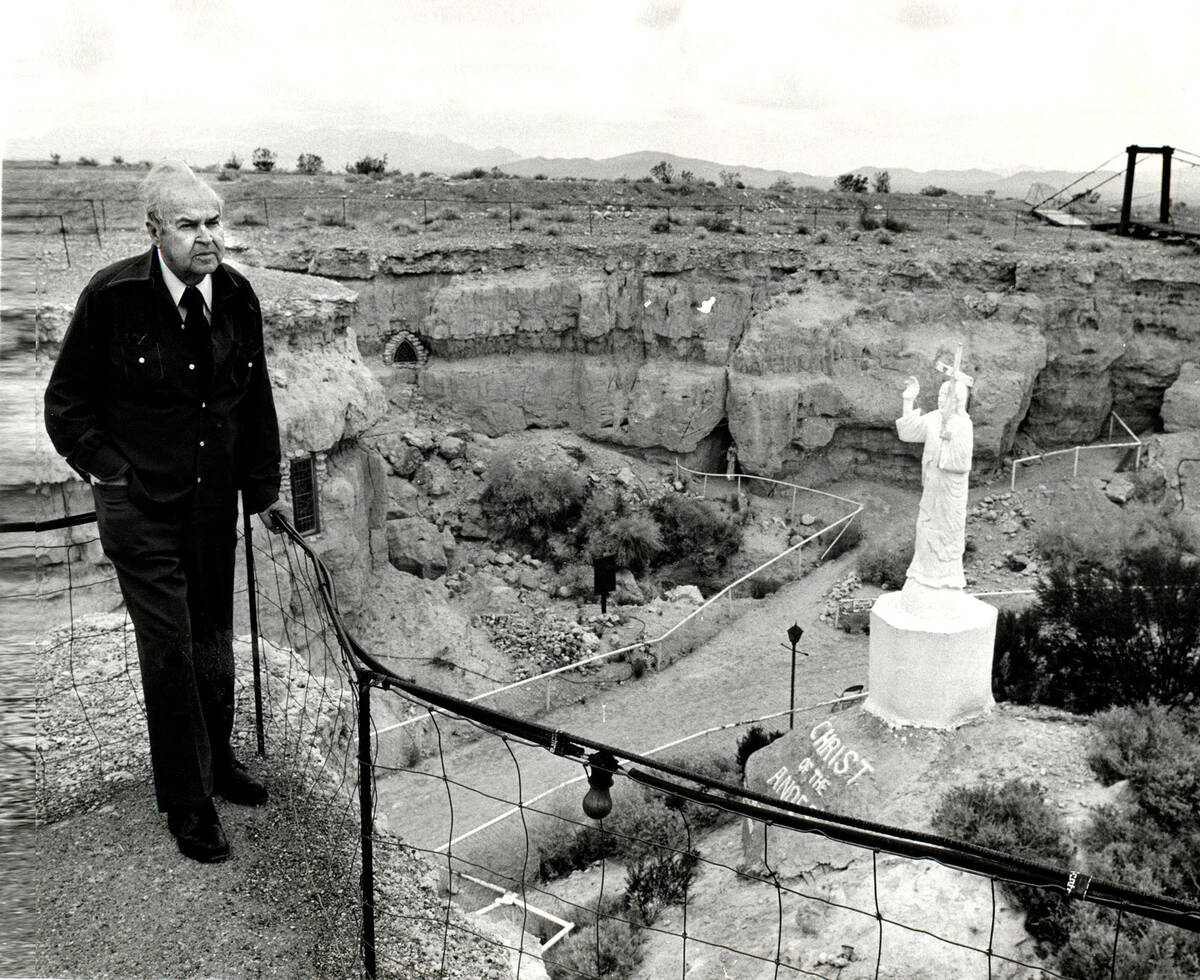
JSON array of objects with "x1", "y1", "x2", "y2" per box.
[
  {"x1": 1105, "y1": 474, "x2": 1135, "y2": 505},
  {"x1": 386, "y1": 517, "x2": 455, "y2": 579},
  {"x1": 1163, "y1": 362, "x2": 1200, "y2": 432}
]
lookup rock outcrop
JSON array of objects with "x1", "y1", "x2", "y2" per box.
[{"x1": 262, "y1": 240, "x2": 1200, "y2": 486}]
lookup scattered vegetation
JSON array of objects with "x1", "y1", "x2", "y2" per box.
[
  {"x1": 347, "y1": 154, "x2": 387, "y2": 176},
  {"x1": 933, "y1": 780, "x2": 1074, "y2": 950},
  {"x1": 856, "y1": 537, "x2": 911, "y2": 590},
  {"x1": 479, "y1": 458, "x2": 588, "y2": 556},
  {"x1": 997, "y1": 507, "x2": 1200, "y2": 714},
  {"x1": 251, "y1": 147, "x2": 277, "y2": 172},
  {"x1": 834, "y1": 173, "x2": 869, "y2": 193},
  {"x1": 736, "y1": 726, "x2": 785, "y2": 777},
  {"x1": 296, "y1": 153, "x2": 324, "y2": 175},
  {"x1": 223, "y1": 152, "x2": 242, "y2": 171},
  {"x1": 649, "y1": 160, "x2": 675, "y2": 184},
  {"x1": 921, "y1": 185, "x2": 949, "y2": 197},
  {"x1": 76, "y1": 156, "x2": 99, "y2": 167},
  {"x1": 695, "y1": 211, "x2": 733, "y2": 232},
  {"x1": 873, "y1": 170, "x2": 891, "y2": 194}
]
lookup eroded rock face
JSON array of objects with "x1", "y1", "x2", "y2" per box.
[
  {"x1": 1163, "y1": 362, "x2": 1200, "y2": 432},
  {"x1": 270, "y1": 241, "x2": 1200, "y2": 484}
]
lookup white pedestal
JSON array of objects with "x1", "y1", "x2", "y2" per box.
[{"x1": 864, "y1": 589, "x2": 997, "y2": 729}]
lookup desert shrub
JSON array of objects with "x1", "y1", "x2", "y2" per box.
[
  {"x1": 994, "y1": 239, "x2": 1017, "y2": 252},
  {"x1": 347, "y1": 154, "x2": 387, "y2": 175},
  {"x1": 795, "y1": 223, "x2": 810, "y2": 235},
  {"x1": 296, "y1": 152, "x2": 324, "y2": 174},
  {"x1": 518, "y1": 218, "x2": 539, "y2": 231},
  {"x1": 883, "y1": 216, "x2": 911, "y2": 232},
  {"x1": 452, "y1": 167, "x2": 489, "y2": 180},
  {"x1": 650, "y1": 494, "x2": 743, "y2": 574},
  {"x1": 945, "y1": 229, "x2": 960, "y2": 241},
  {"x1": 748, "y1": 574, "x2": 788, "y2": 599},
  {"x1": 736, "y1": 726, "x2": 784, "y2": 777},
  {"x1": 814, "y1": 230, "x2": 831, "y2": 244},
  {"x1": 1085, "y1": 239, "x2": 1109, "y2": 252},
  {"x1": 856, "y1": 538, "x2": 911, "y2": 590},
  {"x1": 551, "y1": 209, "x2": 578, "y2": 223},
  {"x1": 76, "y1": 156, "x2": 99, "y2": 167},
  {"x1": 875, "y1": 230, "x2": 894, "y2": 246},
  {"x1": 1087, "y1": 704, "x2": 1200, "y2": 831},
  {"x1": 873, "y1": 170, "x2": 891, "y2": 194},
  {"x1": 932, "y1": 780, "x2": 1074, "y2": 949},
  {"x1": 624, "y1": 847, "x2": 699, "y2": 926},
  {"x1": 580, "y1": 496, "x2": 663, "y2": 574},
  {"x1": 991, "y1": 607, "x2": 1046, "y2": 704},
  {"x1": 215, "y1": 170, "x2": 236, "y2": 182},
  {"x1": 1056, "y1": 704, "x2": 1200, "y2": 978},
  {"x1": 236, "y1": 211, "x2": 264, "y2": 226},
  {"x1": 857, "y1": 210, "x2": 880, "y2": 231},
  {"x1": 834, "y1": 173, "x2": 869, "y2": 193},
  {"x1": 437, "y1": 207, "x2": 462, "y2": 221},
  {"x1": 920, "y1": 185, "x2": 948, "y2": 197},
  {"x1": 849, "y1": 230, "x2": 861, "y2": 241},
  {"x1": 1033, "y1": 548, "x2": 1200, "y2": 711},
  {"x1": 251, "y1": 147, "x2": 277, "y2": 172},
  {"x1": 649, "y1": 216, "x2": 670, "y2": 233},
  {"x1": 696, "y1": 212, "x2": 733, "y2": 232},
  {"x1": 390, "y1": 219, "x2": 418, "y2": 234},
  {"x1": 543, "y1": 901, "x2": 644, "y2": 980},
  {"x1": 318, "y1": 211, "x2": 342, "y2": 227},
  {"x1": 480, "y1": 458, "x2": 588, "y2": 555},
  {"x1": 816, "y1": 519, "x2": 864, "y2": 560},
  {"x1": 966, "y1": 222, "x2": 985, "y2": 235}
]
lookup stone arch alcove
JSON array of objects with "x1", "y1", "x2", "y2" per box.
[{"x1": 381, "y1": 330, "x2": 430, "y2": 368}]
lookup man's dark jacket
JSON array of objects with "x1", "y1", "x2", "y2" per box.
[{"x1": 45, "y1": 249, "x2": 281, "y2": 517}]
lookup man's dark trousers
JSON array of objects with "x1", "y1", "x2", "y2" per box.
[{"x1": 94, "y1": 484, "x2": 239, "y2": 812}]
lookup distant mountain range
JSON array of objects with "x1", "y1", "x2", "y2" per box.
[
  {"x1": 7, "y1": 129, "x2": 1195, "y2": 203},
  {"x1": 501, "y1": 150, "x2": 1198, "y2": 204}
]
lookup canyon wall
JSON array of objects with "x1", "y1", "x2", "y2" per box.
[{"x1": 260, "y1": 240, "x2": 1200, "y2": 484}]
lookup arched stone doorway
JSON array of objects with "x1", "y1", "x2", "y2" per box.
[{"x1": 381, "y1": 330, "x2": 430, "y2": 368}]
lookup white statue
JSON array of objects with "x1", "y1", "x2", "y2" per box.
[{"x1": 897, "y1": 347, "x2": 974, "y2": 597}]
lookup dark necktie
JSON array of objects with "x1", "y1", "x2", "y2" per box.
[{"x1": 180, "y1": 286, "x2": 213, "y2": 385}]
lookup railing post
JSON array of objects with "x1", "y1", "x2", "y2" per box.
[
  {"x1": 242, "y1": 503, "x2": 266, "y2": 757},
  {"x1": 342, "y1": 197, "x2": 347, "y2": 226},
  {"x1": 89, "y1": 199, "x2": 103, "y2": 247},
  {"x1": 508, "y1": 201, "x2": 513, "y2": 232},
  {"x1": 1073, "y1": 446, "x2": 1080, "y2": 478},
  {"x1": 358, "y1": 673, "x2": 377, "y2": 979},
  {"x1": 1010, "y1": 460, "x2": 1017, "y2": 492},
  {"x1": 58, "y1": 215, "x2": 71, "y2": 268},
  {"x1": 790, "y1": 487, "x2": 797, "y2": 523}
]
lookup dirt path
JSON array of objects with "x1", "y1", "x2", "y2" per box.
[{"x1": 373, "y1": 555, "x2": 866, "y2": 882}]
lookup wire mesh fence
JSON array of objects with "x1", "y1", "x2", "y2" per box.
[{"x1": 17, "y1": 498, "x2": 1200, "y2": 978}]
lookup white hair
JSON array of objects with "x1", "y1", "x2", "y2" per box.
[{"x1": 141, "y1": 159, "x2": 222, "y2": 229}]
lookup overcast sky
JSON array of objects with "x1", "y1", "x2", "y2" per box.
[{"x1": 4, "y1": 0, "x2": 1196, "y2": 174}]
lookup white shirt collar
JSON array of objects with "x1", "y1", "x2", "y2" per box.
[{"x1": 156, "y1": 248, "x2": 213, "y2": 319}]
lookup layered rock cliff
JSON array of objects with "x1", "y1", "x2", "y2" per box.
[{"x1": 261, "y1": 238, "x2": 1200, "y2": 484}]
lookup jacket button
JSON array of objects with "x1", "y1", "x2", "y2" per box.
[
  {"x1": 199, "y1": 440, "x2": 205, "y2": 447},
  {"x1": 196, "y1": 477, "x2": 202, "y2": 483},
  {"x1": 188, "y1": 363, "x2": 195, "y2": 370},
  {"x1": 138, "y1": 356, "x2": 145, "y2": 364}
]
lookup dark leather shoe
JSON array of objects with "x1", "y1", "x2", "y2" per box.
[
  {"x1": 167, "y1": 800, "x2": 229, "y2": 863},
  {"x1": 215, "y1": 760, "x2": 268, "y2": 807}
]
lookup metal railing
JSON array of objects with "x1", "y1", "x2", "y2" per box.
[{"x1": 1010, "y1": 411, "x2": 1142, "y2": 491}]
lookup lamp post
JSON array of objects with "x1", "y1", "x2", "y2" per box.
[{"x1": 785, "y1": 623, "x2": 807, "y2": 731}]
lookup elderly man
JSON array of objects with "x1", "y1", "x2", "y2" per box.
[{"x1": 45, "y1": 160, "x2": 285, "y2": 863}]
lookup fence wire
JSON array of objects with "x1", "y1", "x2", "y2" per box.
[{"x1": 18, "y1": 503, "x2": 1199, "y2": 979}]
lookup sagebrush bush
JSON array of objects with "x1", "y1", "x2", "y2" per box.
[
  {"x1": 543, "y1": 901, "x2": 644, "y2": 980},
  {"x1": 480, "y1": 458, "x2": 588, "y2": 555},
  {"x1": 696, "y1": 212, "x2": 733, "y2": 232},
  {"x1": 933, "y1": 780, "x2": 1074, "y2": 950},
  {"x1": 856, "y1": 538, "x2": 911, "y2": 589},
  {"x1": 650, "y1": 216, "x2": 670, "y2": 233},
  {"x1": 1034, "y1": 547, "x2": 1200, "y2": 711},
  {"x1": 579, "y1": 493, "x2": 663, "y2": 574},
  {"x1": 650, "y1": 494, "x2": 743, "y2": 574},
  {"x1": 625, "y1": 848, "x2": 699, "y2": 926},
  {"x1": 1056, "y1": 703, "x2": 1200, "y2": 978},
  {"x1": 991, "y1": 607, "x2": 1046, "y2": 704},
  {"x1": 817, "y1": 519, "x2": 864, "y2": 560}
]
